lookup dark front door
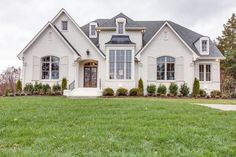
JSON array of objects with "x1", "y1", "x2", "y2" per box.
[{"x1": 84, "y1": 67, "x2": 97, "y2": 87}]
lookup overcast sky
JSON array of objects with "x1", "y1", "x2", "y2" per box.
[{"x1": 0, "y1": 0, "x2": 235, "y2": 72}]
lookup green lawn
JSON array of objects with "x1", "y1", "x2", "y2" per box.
[{"x1": 0, "y1": 97, "x2": 236, "y2": 157}]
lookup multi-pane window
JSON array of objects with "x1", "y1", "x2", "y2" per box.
[
  {"x1": 202, "y1": 40, "x2": 207, "y2": 52},
  {"x1": 199, "y1": 64, "x2": 211, "y2": 81},
  {"x1": 41, "y1": 56, "x2": 59, "y2": 80},
  {"x1": 109, "y1": 50, "x2": 132, "y2": 80},
  {"x1": 118, "y1": 22, "x2": 124, "y2": 34},
  {"x1": 90, "y1": 25, "x2": 96, "y2": 36},
  {"x1": 62, "y1": 21, "x2": 68, "y2": 30},
  {"x1": 157, "y1": 56, "x2": 175, "y2": 80}
]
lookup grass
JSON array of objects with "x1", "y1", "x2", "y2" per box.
[{"x1": 0, "y1": 97, "x2": 236, "y2": 156}]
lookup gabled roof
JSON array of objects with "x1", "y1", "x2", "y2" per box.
[
  {"x1": 99, "y1": 13, "x2": 141, "y2": 28},
  {"x1": 17, "y1": 22, "x2": 81, "y2": 59},
  {"x1": 81, "y1": 12, "x2": 224, "y2": 59},
  {"x1": 51, "y1": 8, "x2": 106, "y2": 58}
]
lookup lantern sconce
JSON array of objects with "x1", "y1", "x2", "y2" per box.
[{"x1": 86, "y1": 49, "x2": 90, "y2": 56}]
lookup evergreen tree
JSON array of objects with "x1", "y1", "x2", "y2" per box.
[{"x1": 217, "y1": 13, "x2": 236, "y2": 54}]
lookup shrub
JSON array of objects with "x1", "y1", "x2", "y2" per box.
[
  {"x1": 138, "y1": 78, "x2": 144, "y2": 96},
  {"x1": 34, "y1": 82, "x2": 43, "y2": 95},
  {"x1": 61, "y1": 78, "x2": 67, "y2": 92},
  {"x1": 169, "y1": 83, "x2": 178, "y2": 96},
  {"x1": 24, "y1": 83, "x2": 34, "y2": 95},
  {"x1": 129, "y1": 88, "x2": 139, "y2": 96},
  {"x1": 192, "y1": 78, "x2": 200, "y2": 97},
  {"x1": 42, "y1": 84, "x2": 51, "y2": 95},
  {"x1": 103, "y1": 88, "x2": 114, "y2": 96},
  {"x1": 147, "y1": 84, "x2": 156, "y2": 96},
  {"x1": 16, "y1": 80, "x2": 22, "y2": 93},
  {"x1": 210, "y1": 90, "x2": 221, "y2": 98},
  {"x1": 179, "y1": 83, "x2": 190, "y2": 96},
  {"x1": 116, "y1": 87, "x2": 128, "y2": 96},
  {"x1": 52, "y1": 84, "x2": 61, "y2": 95},
  {"x1": 157, "y1": 84, "x2": 167, "y2": 95},
  {"x1": 199, "y1": 89, "x2": 207, "y2": 97}
]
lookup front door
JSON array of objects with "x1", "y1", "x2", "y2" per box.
[{"x1": 84, "y1": 67, "x2": 97, "y2": 87}]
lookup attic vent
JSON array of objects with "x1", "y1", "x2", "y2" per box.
[{"x1": 164, "y1": 30, "x2": 168, "y2": 40}]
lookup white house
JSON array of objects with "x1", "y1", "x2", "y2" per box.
[{"x1": 17, "y1": 9, "x2": 224, "y2": 96}]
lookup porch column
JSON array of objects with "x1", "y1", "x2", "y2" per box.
[{"x1": 74, "y1": 61, "x2": 79, "y2": 88}]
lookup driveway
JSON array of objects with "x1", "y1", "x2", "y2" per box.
[{"x1": 196, "y1": 104, "x2": 236, "y2": 111}]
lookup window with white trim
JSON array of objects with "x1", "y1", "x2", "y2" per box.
[
  {"x1": 90, "y1": 25, "x2": 96, "y2": 36},
  {"x1": 41, "y1": 56, "x2": 59, "y2": 80},
  {"x1": 89, "y1": 23, "x2": 97, "y2": 38},
  {"x1": 118, "y1": 22, "x2": 124, "y2": 34},
  {"x1": 62, "y1": 21, "x2": 68, "y2": 30},
  {"x1": 157, "y1": 56, "x2": 175, "y2": 80},
  {"x1": 109, "y1": 50, "x2": 132, "y2": 79},
  {"x1": 199, "y1": 64, "x2": 211, "y2": 81}
]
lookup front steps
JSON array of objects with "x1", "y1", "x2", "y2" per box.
[{"x1": 63, "y1": 88, "x2": 102, "y2": 97}]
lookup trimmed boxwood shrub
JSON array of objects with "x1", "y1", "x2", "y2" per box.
[
  {"x1": 199, "y1": 89, "x2": 207, "y2": 97},
  {"x1": 103, "y1": 88, "x2": 114, "y2": 96},
  {"x1": 169, "y1": 83, "x2": 178, "y2": 96},
  {"x1": 210, "y1": 90, "x2": 221, "y2": 98},
  {"x1": 52, "y1": 84, "x2": 61, "y2": 95},
  {"x1": 147, "y1": 84, "x2": 156, "y2": 96},
  {"x1": 157, "y1": 84, "x2": 167, "y2": 95},
  {"x1": 138, "y1": 78, "x2": 144, "y2": 96},
  {"x1": 34, "y1": 82, "x2": 43, "y2": 95},
  {"x1": 42, "y1": 84, "x2": 51, "y2": 95},
  {"x1": 24, "y1": 83, "x2": 34, "y2": 95},
  {"x1": 116, "y1": 87, "x2": 128, "y2": 96},
  {"x1": 192, "y1": 78, "x2": 200, "y2": 97},
  {"x1": 179, "y1": 83, "x2": 189, "y2": 96},
  {"x1": 129, "y1": 88, "x2": 139, "y2": 96}
]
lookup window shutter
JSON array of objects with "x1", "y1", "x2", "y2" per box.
[
  {"x1": 175, "y1": 56, "x2": 184, "y2": 82},
  {"x1": 60, "y1": 56, "x2": 69, "y2": 80},
  {"x1": 212, "y1": 62, "x2": 220, "y2": 82},
  {"x1": 147, "y1": 56, "x2": 156, "y2": 81},
  {"x1": 32, "y1": 56, "x2": 40, "y2": 81}
]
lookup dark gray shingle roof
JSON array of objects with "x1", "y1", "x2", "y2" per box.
[
  {"x1": 106, "y1": 35, "x2": 135, "y2": 44},
  {"x1": 80, "y1": 13, "x2": 224, "y2": 58}
]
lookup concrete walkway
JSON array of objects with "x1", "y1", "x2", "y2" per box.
[{"x1": 196, "y1": 104, "x2": 236, "y2": 111}]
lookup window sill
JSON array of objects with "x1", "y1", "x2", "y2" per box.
[
  {"x1": 200, "y1": 81, "x2": 212, "y2": 84},
  {"x1": 40, "y1": 79, "x2": 60, "y2": 82},
  {"x1": 106, "y1": 79, "x2": 135, "y2": 82},
  {"x1": 147, "y1": 80, "x2": 176, "y2": 83}
]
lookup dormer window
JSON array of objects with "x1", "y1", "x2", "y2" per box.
[
  {"x1": 89, "y1": 22, "x2": 98, "y2": 38},
  {"x1": 116, "y1": 18, "x2": 126, "y2": 35},
  {"x1": 62, "y1": 21, "x2": 68, "y2": 30},
  {"x1": 196, "y1": 37, "x2": 209, "y2": 55},
  {"x1": 118, "y1": 22, "x2": 124, "y2": 34}
]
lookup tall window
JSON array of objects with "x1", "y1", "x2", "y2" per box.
[
  {"x1": 62, "y1": 21, "x2": 68, "y2": 30},
  {"x1": 202, "y1": 40, "x2": 207, "y2": 52},
  {"x1": 41, "y1": 56, "x2": 59, "y2": 80},
  {"x1": 118, "y1": 22, "x2": 124, "y2": 34},
  {"x1": 109, "y1": 50, "x2": 132, "y2": 79},
  {"x1": 199, "y1": 64, "x2": 211, "y2": 81},
  {"x1": 157, "y1": 56, "x2": 175, "y2": 80},
  {"x1": 90, "y1": 25, "x2": 96, "y2": 36}
]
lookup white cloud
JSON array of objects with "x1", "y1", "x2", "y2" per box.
[{"x1": 0, "y1": 0, "x2": 235, "y2": 72}]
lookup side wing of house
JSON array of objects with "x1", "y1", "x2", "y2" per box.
[{"x1": 19, "y1": 23, "x2": 78, "y2": 86}]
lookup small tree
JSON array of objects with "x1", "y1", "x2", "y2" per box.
[
  {"x1": 147, "y1": 84, "x2": 156, "y2": 96},
  {"x1": 61, "y1": 78, "x2": 67, "y2": 93},
  {"x1": 192, "y1": 78, "x2": 200, "y2": 97},
  {"x1": 16, "y1": 80, "x2": 22, "y2": 93},
  {"x1": 138, "y1": 78, "x2": 144, "y2": 96}
]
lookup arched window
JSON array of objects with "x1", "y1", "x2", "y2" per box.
[
  {"x1": 41, "y1": 56, "x2": 59, "y2": 80},
  {"x1": 157, "y1": 56, "x2": 175, "y2": 80}
]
